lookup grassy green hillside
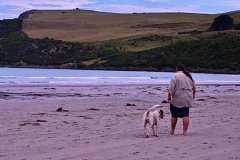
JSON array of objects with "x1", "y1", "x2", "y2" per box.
[{"x1": 21, "y1": 9, "x2": 216, "y2": 42}]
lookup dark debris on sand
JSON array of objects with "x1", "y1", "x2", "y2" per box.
[
  {"x1": 126, "y1": 103, "x2": 136, "y2": 106},
  {"x1": 88, "y1": 108, "x2": 100, "y2": 111},
  {"x1": 56, "y1": 107, "x2": 69, "y2": 112}
]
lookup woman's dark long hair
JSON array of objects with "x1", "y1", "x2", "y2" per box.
[{"x1": 176, "y1": 64, "x2": 194, "y2": 82}]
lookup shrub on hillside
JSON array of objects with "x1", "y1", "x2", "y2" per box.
[
  {"x1": 0, "y1": 19, "x2": 22, "y2": 37},
  {"x1": 209, "y1": 15, "x2": 234, "y2": 31}
]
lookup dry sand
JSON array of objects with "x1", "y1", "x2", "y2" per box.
[{"x1": 0, "y1": 84, "x2": 240, "y2": 160}]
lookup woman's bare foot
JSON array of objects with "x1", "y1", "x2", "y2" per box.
[
  {"x1": 183, "y1": 131, "x2": 187, "y2": 136},
  {"x1": 170, "y1": 130, "x2": 175, "y2": 135}
]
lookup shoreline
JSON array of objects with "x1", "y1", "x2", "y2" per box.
[
  {"x1": 1, "y1": 66, "x2": 240, "y2": 75},
  {"x1": 0, "y1": 83, "x2": 240, "y2": 88},
  {"x1": 1, "y1": 68, "x2": 240, "y2": 86}
]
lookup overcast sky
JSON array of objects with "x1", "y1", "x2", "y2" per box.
[{"x1": 0, "y1": 0, "x2": 240, "y2": 19}]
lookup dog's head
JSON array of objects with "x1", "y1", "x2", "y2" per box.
[{"x1": 159, "y1": 110, "x2": 164, "y2": 119}]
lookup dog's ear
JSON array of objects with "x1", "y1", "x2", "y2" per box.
[{"x1": 159, "y1": 110, "x2": 164, "y2": 119}]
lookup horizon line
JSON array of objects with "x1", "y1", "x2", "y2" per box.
[{"x1": 1, "y1": 8, "x2": 239, "y2": 20}]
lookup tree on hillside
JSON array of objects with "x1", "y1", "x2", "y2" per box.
[
  {"x1": 209, "y1": 14, "x2": 234, "y2": 31},
  {"x1": 0, "y1": 19, "x2": 22, "y2": 37}
]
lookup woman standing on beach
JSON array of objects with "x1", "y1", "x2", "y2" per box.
[{"x1": 168, "y1": 64, "x2": 196, "y2": 135}]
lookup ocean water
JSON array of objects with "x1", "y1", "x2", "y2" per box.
[{"x1": 0, "y1": 67, "x2": 240, "y2": 86}]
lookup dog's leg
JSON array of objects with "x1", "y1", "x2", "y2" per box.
[
  {"x1": 152, "y1": 125, "x2": 155, "y2": 136},
  {"x1": 152, "y1": 125, "x2": 157, "y2": 137},
  {"x1": 152, "y1": 117, "x2": 158, "y2": 137},
  {"x1": 155, "y1": 125, "x2": 158, "y2": 137},
  {"x1": 155, "y1": 120, "x2": 159, "y2": 137},
  {"x1": 144, "y1": 121, "x2": 150, "y2": 138}
]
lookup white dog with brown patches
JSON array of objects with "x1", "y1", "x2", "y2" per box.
[{"x1": 143, "y1": 104, "x2": 164, "y2": 138}]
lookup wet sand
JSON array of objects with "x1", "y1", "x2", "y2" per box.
[{"x1": 0, "y1": 84, "x2": 240, "y2": 160}]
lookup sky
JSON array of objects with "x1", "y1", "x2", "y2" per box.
[{"x1": 0, "y1": 0, "x2": 240, "y2": 19}]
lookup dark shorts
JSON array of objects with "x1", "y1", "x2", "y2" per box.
[{"x1": 170, "y1": 104, "x2": 189, "y2": 118}]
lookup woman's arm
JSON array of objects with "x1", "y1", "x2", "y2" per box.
[
  {"x1": 168, "y1": 76, "x2": 176, "y2": 102},
  {"x1": 193, "y1": 87, "x2": 196, "y2": 99},
  {"x1": 168, "y1": 91, "x2": 172, "y2": 102},
  {"x1": 192, "y1": 80, "x2": 196, "y2": 99}
]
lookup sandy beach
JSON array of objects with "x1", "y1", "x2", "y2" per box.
[{"x1": 0, "y1": 84, "x2": 240, "y2": 160}]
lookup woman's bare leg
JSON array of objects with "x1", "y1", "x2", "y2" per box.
[
  {"x1": 183, "y1": 117, "x2": 189, "y2": 135},
  {"x1": 170, "y1": 117, "x2": 178, "y2": 135}
]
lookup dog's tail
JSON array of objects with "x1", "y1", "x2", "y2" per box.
[
  {"x1": 146, "y1": 110, "x2": 150, "y2": 118},
  {"x1": 143, "y1": 110, "x2": 150, "y2": 126},
  {"x1": 143, "y1": 110, "x2": 149, "y2": 128},
  {"x1": 148, "y1": 104, "x2": 163, "y2": 112}
]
